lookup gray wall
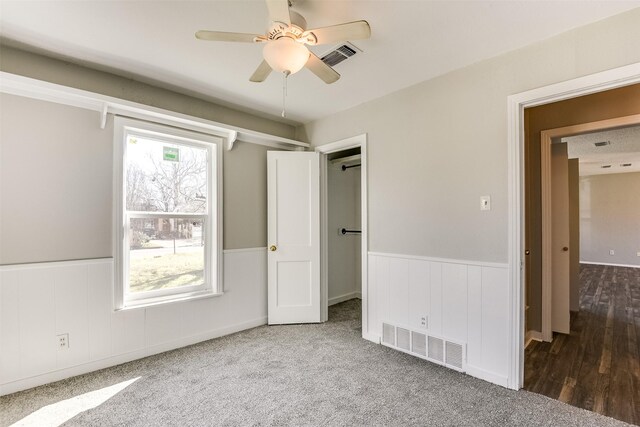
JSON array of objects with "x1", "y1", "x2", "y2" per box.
[
  {"x1": 299, "y1": 8, "x2": 640, "y2": 264},
  {"x1": 580, "y1": 172, "x2": 640, "y2": 267},
  {"x1": 223, "y1": 139, "x2": 275, "y2": 250},
  {"x1": 0, "y1": 94, "x2": 113, "y2": 264},
  {"x1": 328, "y1": 161, "x2": 361, "y2": 302},
  {"x1": 1, "y1": 92, "x2": 281, "y2": 265}
]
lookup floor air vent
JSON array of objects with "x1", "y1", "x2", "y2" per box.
[
  {"x1": 380, "y1": 323, "x2": 466, "y2": 373},
  {"x1": 321, "y1": 43, "x2": 359, "y2": 67},
  {"x1": 428, "y1": 336, "x2": 444, "y2": 362},
  {"x1": 411, "y1": 331, "x2": 427, "y2": 357},
  {"x1": 382, "y1": 323, "x2": 395, "y2": 346},
  {"x1": 445, "y1": 341, "x2": 464, "y2": 370},
  {"x1": 397, "y1": 328, "x2": 411, "y2": 351}
]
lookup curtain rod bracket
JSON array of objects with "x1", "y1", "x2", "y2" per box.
[
  {"x1": 225, "y1": 131, "x2": 238, "y2": 151},
  {"x1": 99, "y1": 103, "x2": 108, "y2": 129}
]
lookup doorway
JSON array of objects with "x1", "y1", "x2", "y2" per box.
[
  {"x1": 537, "y1": 114, "x2": 640, "y2": 341},
  {"x1": 326, "y1": 147, "x2": 362, "y2": 319},
  {"x1": 507, "y1": 65, "x2": 640, "y2": 392},
  {"x1": 316, "y1": 135, "x2": 368, "y2": 333},
  {"x1": 520, "y1": 86, "x2": 640, "y2": 423},
  {"x1": 265, "y1": 134, "x2": 368, "y2": 331},
  {"x1": 507, "y1": 72, "x2": 640, "y2": 392}
]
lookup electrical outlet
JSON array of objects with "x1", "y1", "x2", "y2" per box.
[
  {"x1": 609, "y1": 250, "x2": 615, "y2": 256},
  {"x1": 420, "y1": 315, "x2": 428, "y2": 328},
  {"x1": 57, "y1": 333, "x2": 69, "y2": 350},
  {"x1": 637, "y1": 252, "x2": 640, "y2": 257}
]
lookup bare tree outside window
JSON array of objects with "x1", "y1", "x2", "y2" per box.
[
  {"x1": 125, "y1": 137, "x2": 208, "y2": 293},
  {"x1": 126, "y1": 137, "x2": 207, "y2": 214}
]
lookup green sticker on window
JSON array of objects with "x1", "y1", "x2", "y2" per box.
[{"x1": 163, "y1": 146, "x2": 180, "y2": 162}]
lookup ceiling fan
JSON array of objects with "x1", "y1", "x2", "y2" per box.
[{"x1": 195, "y1": 0, "x2": 371, "y2": 84}]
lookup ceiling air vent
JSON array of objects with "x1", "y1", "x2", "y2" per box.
[
  {"x1": 621, "y1": 163, "x2": 632, "y2": 167},
  {"x1": 321, "y1": 43, "x2": 359, "y2": 67},
  {"x1": 594, "y1": 141, "x2": 611, "y2": 147},
  {"x1": 601, "y1": 165, "x2": 612, "y2": 169}
]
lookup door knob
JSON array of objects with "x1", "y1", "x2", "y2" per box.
[
  {"x1": 269, "y1": 245, "x2": 277, "y2": 252},
  {"x1": 525, "y1": 250, "x2": 530, "y2": 255},
  {"x1": 562, "y1": 247, "x2": 569, "y2": 252}
]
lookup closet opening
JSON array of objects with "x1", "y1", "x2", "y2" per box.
[{"x1": 326, "y1": 147, "x2": 362, "y2": 322}]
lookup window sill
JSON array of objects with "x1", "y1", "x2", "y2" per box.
[{"x1": 115, "y1": 290, "x2": 224, "y2": 312}]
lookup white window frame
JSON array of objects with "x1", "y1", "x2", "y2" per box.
[{"x1": 114, "y1": 116, "x2": 223, "y2": 309}]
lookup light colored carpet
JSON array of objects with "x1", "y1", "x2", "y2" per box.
[{"x1": 0, "y1": 299, "x2": 632, "y2": 426}]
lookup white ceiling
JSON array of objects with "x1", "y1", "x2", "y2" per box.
[
  {"x1": 1, "y1": 1, "x2": 639, "y2": 125},
  {"x1": 565, "y1": 125, "x2": 640, "y2": 176}
]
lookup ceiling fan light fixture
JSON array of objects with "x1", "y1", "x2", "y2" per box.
[{"x1": 263, "y1": 37, "x2": 309, "y2": 75}]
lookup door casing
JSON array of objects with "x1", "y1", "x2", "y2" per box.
[{"x1": 539, "y1": 114, "x2": 640, "y2": 340}]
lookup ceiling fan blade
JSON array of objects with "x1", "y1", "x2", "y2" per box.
[
  {"x1": 250, "y1": 60, "x2": 273, "y2": 83},
  {"x1": 305, "y1": 52, "x2": 340, "y2": 84},
  {"x1": 266, "y1": 0, "x2": 291, "y2": 25},
  {"x1": 195, "y1": 30, "x2": 261, "y2": 43},
  {"x1": 303, "y1": 20, "x2": 371, "y2": 45}
]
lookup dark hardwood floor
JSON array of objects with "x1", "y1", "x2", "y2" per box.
[{"x1": 524, "y1": 264, "x2": 640, "y2": 425}]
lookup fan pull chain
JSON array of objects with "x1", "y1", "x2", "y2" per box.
[{"x1": 281, "y1": 71, "x2": 290, "y2": 118}]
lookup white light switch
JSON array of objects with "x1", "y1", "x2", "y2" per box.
[
  {"x1": 480, "y1": 196, "x2": 491, "y2": 211},
  {"x1": 609, "y1": 250, "x2": 615, "y2": 255}
]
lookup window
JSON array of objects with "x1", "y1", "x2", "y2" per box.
[{"x1": 114, "y1": 117, "x2": 222, "y2": 308}]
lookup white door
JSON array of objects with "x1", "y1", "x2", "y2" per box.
[
  {"x1": 568, "y1": 158, "x2": 580, "y2": 312},
  {"x1": 551, "y1": 143, "x2": 570, "y2": 334},
  {"x1": 267, "y1": 151, "x2": 321, "y2": 324}
]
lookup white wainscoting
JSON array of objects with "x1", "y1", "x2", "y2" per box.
[
  {"x1": 367, "y1": 252, "x2": 510, "y2": 387},
  {"x1": 0, "y1": 248, "x2": 267, "y2": 396}
]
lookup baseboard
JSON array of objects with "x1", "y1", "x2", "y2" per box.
[
  {"x1": 525, "y1": 330, "x2": 543, "y2": 347},
  {"x1": 328, "y1": 291, "x2": 361, "y2": 306},
  {"x1": 362, "y1": 332, "x2": 380, "y2": 344},
  {"x1": 465, "y1": 365, "x2": 509, "y2": 388},
  {"x1": 0, "y1": 316, "x2": 267, "y2": 396},
  {"x1": 0, "y1": 349, "x2": 146, "y2": 397},
  {"x1": 143, "y1": 316, "x2": 267, "y2": 357},
  {"x1": 580, "y1": 261, "x2": 640, "y2": 269}
]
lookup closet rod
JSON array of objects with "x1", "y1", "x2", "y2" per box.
[
  {"x1": 341, "y1": 164, "x2": 361, "y2": 171},
  {"x1": 341, "y1": 228, "x2": 361, "y2": 235}
]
